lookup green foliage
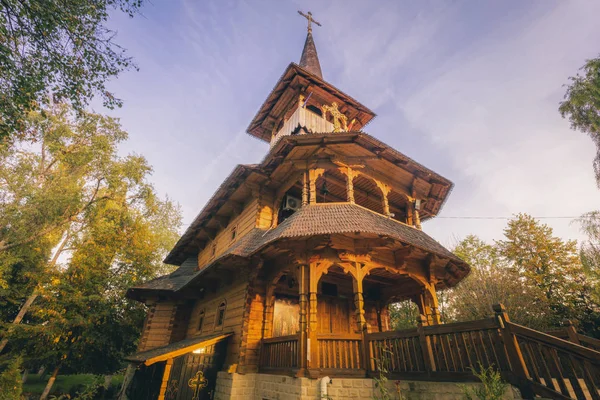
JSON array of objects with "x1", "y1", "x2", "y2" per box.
[
  {"x1": 48, "y1": 376, "x2": 101, "y2": 400},
  {"x1": 0, "y1": 105, "x2": 182, "y2": 375},
  {"x1": 461, "y1": 363, "x2": 506, "y2": 400},
  {"x1": 450, "y1": 214, "x2": 599, "y2": 335},
  {"x1": 0, "y1": 0, "x2": 145, "y2": 140},
  {"x1": 389, "y1": 300, "x2": 419, "y2": 330},
  {"x1": 499, "y1": 214, "x2": 594, "y2": 329},
  {"x1": 559, "y1": 55, "x2": 600, "y2": 186},
  {"x1": 371, "y1": 345, "x2": 405, "y2": 400},
  {"x1": 451, "y1": 235, "x2": 550, "y2": 329},
  {"x1": 0, "y1": 356, "x2": 23, "y2": 400},
  {"x1": 23, "y1": 374, "x2": 122, "y2": 396}
]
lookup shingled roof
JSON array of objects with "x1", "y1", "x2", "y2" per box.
[
  {"x1": 129, "y1": 203, "x2": 468, "y2": 298},
  {"x1": 299, "y1": 30, "x2": 322, "y2": 78}
]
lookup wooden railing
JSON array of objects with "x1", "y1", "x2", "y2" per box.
[
  {"x1": 367, "y1": 330, "x2": 424, "y2": 375},
  {"x1": 547, "y1": 323, "x2": 600, "y2": 353},
  {"x1": 256, "y1": 305, "x2": 600, "y2": 400},
  {"x1": 367, "y1": 317, "x2": 510, "y2": 380},
  {"x1": 509, "y1": 322, "x2": 600, "y2": 400},
  {"x1": 317, "y1": 334, "x2": 363, "y2": 370},
  {"x1": 365, "y1": 307, "x2": 600, "y2": 400},
  {"x1": 259, "y1": 334, "x2": 299, "y2": 371}
]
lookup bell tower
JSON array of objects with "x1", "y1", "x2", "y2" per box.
[{"x1": 125, "y1": 12, "x2": 470, "y2": 398}]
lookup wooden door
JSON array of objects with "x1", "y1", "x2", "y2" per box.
[
  {"x1": 165, "y1": 340, "x2": 227, "y2": 400},
  {"x1": 317, "y1": 297, "x2": 351, "y2": 334}
]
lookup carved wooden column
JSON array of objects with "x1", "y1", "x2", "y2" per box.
[
  {"x1": 307, "y1": 261, "x2": 320, "y2": 375},
  {"x1": 308, "y1": 168, "x2": 324, "y2": 205},
  {"x1": 406, "y1": 200, "x2": 414, "y2": 226},
  {"x1": 414, "y1": 205, "x2": 422, "y2": 230},
  {"x1": 375, "y1": 181, "x2": 391, "y2": 216},
  {"x1": 302, "y1": 171, "x2": 309, "y2": 206},
  {"x1": 351, "y1": 262, "x2": 370, "y2": 372},
  {"x1": 415, "y1": 292, "x2": 432, "y2": 326},
  {"x1": 427, "y1": 284, "x2": 441, "y2": 325},
  {"x1": 417, "y1": 288, "x2": 441, "y2": 325},
  {"x1": 345, "y1": 168, "x2": 355, "y2": 203},
  {"x1": 297, "y1": 263, "x2": 309, "y2": 374},
  {"x1": 352, "y1": 273, "x2": 367, "y2": 332}
]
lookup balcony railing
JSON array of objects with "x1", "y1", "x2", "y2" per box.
[
  {"x1": 256, "y1": 307, "x2": 600, "y2": 400},
  {"x1": 270, "y1": 106, "x2": 334, "y2": 148},
  {"x1": 259, "y1": 334, "x2": 299, "y2": 371},
  {"x1": 317, "y1": 333, "x2": 363, "y2": 370}
]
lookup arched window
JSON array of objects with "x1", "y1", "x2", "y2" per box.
[
  {"x1": 215, "y1": 300, "x2": 227, "y2": 328},
  {"x1": 197, "y1": 309, "x2": 205, "y2": 332}
]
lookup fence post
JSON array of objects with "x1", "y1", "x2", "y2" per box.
[
  {"x1": 417, "y1": 315, "x2": 435, "y2": 376},
  {"x1": 492, "y1": 304, "x2": 534, "y2": 399},
  {"x1": 562, "y1": 320, "x2": 581, "y2": 345}
]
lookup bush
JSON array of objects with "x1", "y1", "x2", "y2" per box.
[
  {"x1": 0, "y1": 356, "x2": 23, "y2": 400},
  {"x1": 462, "y1": 363, "x2": 507, "y2": 400}
]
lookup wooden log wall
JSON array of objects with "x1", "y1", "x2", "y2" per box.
[
  {"x1": 237, "y1": 285, "x2": 266, "y2": 373},
  {"x1": 197, "y1": 198, "x2": 260, "y2": 268},
  {"x1": 186, "y1": 279, "x2": 249, "y2": 369},
  {"x1": 138, "y1": 302, "x2": 179, "y2": 351}
]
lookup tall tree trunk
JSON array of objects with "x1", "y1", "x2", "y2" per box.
[
  {"x1": 118, "y1": 364, "x2": 136, "y2": 400},
  {"x1": 39, "y1": 365, "x2": 60, "y2": 400},
  {"x1": 22, "y1": 369, "x2": 29, "y2": 383},
  {"x1": 0, "y1": 228, "x2": 72, "y2": 354},
  {"x1": 0, "y1": 292, "x2": 38, "y2": 354}
]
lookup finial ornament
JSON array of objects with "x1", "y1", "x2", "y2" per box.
[{"x1": 298, "y1": 10, "x2": 321, "y2": 33}]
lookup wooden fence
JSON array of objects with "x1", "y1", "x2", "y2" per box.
[{"x1": 258, "y1": 305, "x2": 600, "y2": 400}]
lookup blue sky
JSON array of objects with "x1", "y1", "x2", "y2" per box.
[{"x1": 99, "y1": 0, "x2": 600, "y2": 248}]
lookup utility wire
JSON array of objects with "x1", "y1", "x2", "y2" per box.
[{"x1": 436, "y1": 216, "x2": 588, "y2": 220}]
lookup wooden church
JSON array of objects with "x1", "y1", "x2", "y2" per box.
[{"x1": 123, "y1": 11, "x2": 480, "y2": 400}]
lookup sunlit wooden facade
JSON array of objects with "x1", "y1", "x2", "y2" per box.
[{"x1": 123, "y1": 22, "x2": 474, "y2": 400}]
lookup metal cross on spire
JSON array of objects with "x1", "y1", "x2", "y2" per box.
[{"x1": 298, "y1": 10, "x2": 321, "y2": 33}]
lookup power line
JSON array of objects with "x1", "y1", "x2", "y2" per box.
[{"x1": 436, "y1": 216, "x2": 587, "y2": 220}]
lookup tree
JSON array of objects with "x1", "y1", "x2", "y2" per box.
[
  {"x1": 559, "y1": 55, "x2": 600, "y2": 186},
  {"x1": 578, "y1": 211, "x2": 600, "y2": 302},
  {"x1": 389, "y1": 300, "x2": 419, "y2": 330},
  {"x1": 0, "y1": 103, "x2": 132, "y2": 353},
  {"x1": 0, "y1": 356, "x2": 22, "y2": 400},
  {"x1": 498, "y1": 214, "x2": 593, "y2": 328},
  {"x1": 0, "y1": 0, "x2": 145, "y2": 141},
  {"x1": 0, "y1": 105, "x2": 182, "y2": 396},
  {"x1": 450, "y1": 235, "x2": 549, "y2": 329}
]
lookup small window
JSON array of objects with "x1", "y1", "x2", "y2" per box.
[
  {"x1": 197, "y1": 309, "x2": 205, "y2": 332},
  {"x1": 231, "y1": 226, "x2": 237, "y2": 241},
  {"x1": 215, "y1": 301, "x2": 226, "y2": 328},
  {"x1": 306, "y1": 104, "x2": 322, "y2": 116}
]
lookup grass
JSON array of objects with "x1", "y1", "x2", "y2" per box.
[{"x1": 22, "y1": 374, "x2": 123, "y2": 396}]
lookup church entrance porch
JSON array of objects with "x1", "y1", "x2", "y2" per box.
[{"x1": 257, "y1": 249, "x2": 442, "y2": 379}]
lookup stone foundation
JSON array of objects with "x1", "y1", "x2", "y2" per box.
[{"x1": 213, "y1": 372, "x2": 522, "y2": 400}]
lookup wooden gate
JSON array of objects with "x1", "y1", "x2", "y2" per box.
[{"x1": 164, "y1": 340, "x2": 227, "y2": 400}]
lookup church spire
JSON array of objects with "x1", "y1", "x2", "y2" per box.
[{"x1": 297, "y1": 10, "x2": 323, "y2": 79}]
